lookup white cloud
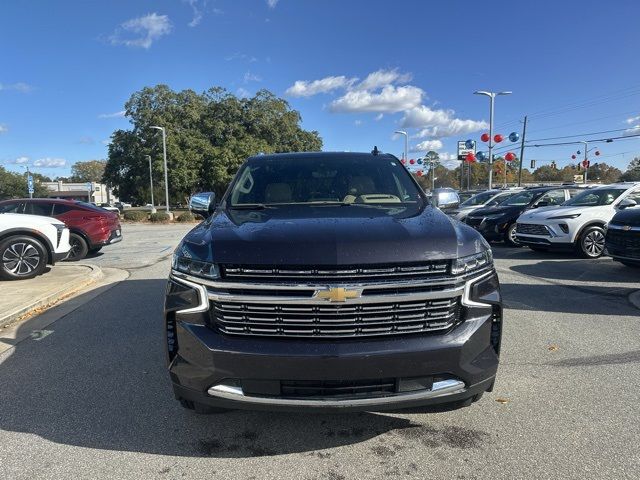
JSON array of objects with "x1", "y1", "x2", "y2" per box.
[
  {"x1": 183, "y1": 0, "x2": 204, "y2": 27},
  {"x1": 78, "y1": 136, "x2": 95, "y2": 144},
  {"x1": 7, "y1": 156, "x2": 30, "y2": 165},
  {"x1": 330, "y1": 85, "x2": 424, "y2": 113},
  {"x1": 0, "y1": 124, "x2": 7, "y2": 134},
  {"x1": 101, "y1": 139, "x2": 111, "y2": 145},
  {"x1": 625, "y1": 115, "x2": 640, "y2": 125},
  {"x1": 401, "y1": 105, "x2": 488, "y2": 139},
  {"x1": 374, "y1": 113, "x2": 383, "y2": 121},
  {"x1": 356, "y1": 69, "x2": 412, "y2": 91},
  {"x1": 34, "y1": 157, "x2": 66, "y2": 168},
  {"x1": 109, "y1": 13, "x2": 172, "y2": 49},
  {"x1": 225, "y1": 52, "x2": 257, "y2": 62},
  {"x1": 286, "y1": 76, "x2": 356, "y2": 97},
  {"x1": 267, "y1": 0, "x2": 279, "y2": 8},
  {"x1": 624, "y1": 125, "x2": 640, "y2": 136},
  {"x1": 354, "y1": 120, "x2": 363, "y2": 126},
  {"x1": 411, "y1": 139, "x2": 444, "y2": 152},
  {"x1": 0, "y1": 82, "x2": 33, "y2": 93},
  {"x1": 236, "y1": 87, "x2": 250, "y2": 98},
  {"x1": 243, "y1": 71, "x2": 262, "y2": 83},
  {"x1": 98, "y1": 110, "x2": 126, "y2": 119}
]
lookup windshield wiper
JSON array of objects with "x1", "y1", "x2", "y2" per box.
[{"x1": 228, "y1": 203, "x2": 270, "y2": 210}]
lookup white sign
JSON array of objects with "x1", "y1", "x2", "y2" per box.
[{"x1": 457, "y1": 140, "x2": 476, "y2": 160}]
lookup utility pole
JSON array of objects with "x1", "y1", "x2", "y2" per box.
[
  {"x1": 581, "y1": 141, "x2": 589, "y2": 184},
  {"x1": 146, "y1": 155, "x2": 155, "y2": 209},
  {"x1": 150, "y1": 126, "x2": 170, "y2": 213},
  {"x1": 517, "y1": 116, "x2": 528, "y2": 187},
  {"x1": 474, "y1": 90, "x2": 512, "y2": 189},
  {"x1": 394, "y1": 131, "x2": 408, "y2": 161}
]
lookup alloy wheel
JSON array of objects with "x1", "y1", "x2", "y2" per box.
[
  {"x1": 2, "y1": 242, "x2": 41, "y2": 276},
  {"x1": 68, "y1": 237, "x2": 81, "y2": 260},
  {"x1": 583, "y1": 230, "x2": 605, "y2": 257}
]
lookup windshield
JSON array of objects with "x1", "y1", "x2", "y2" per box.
[
  {"x1": 228, "y1": 156, "x2": 423, "y2": 207},
  {"x1": 460, "y1": 190, "x2": 496, "y2": 207},
  {"x1": 562, "y1": 188, "x2": 626, "y2": 206},
  {"x1": 487, "y1": 192, "x2": 517, "y2": 206},
  {"x1": 500, "y1": 190, "x2": 538, "y2": 206}
]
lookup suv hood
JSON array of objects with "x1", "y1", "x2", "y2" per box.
[
  {"x1": 0, "y1": 213, "x2": 64, "y2": 227},
  {"x1": 180, "y1": 205, "x2": 486, "y2": 265},
  {"x1": 519, "y1": 205, "x2": 582, "y2": 221}
]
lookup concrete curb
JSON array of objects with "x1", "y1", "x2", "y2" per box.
[
  {"x1": 0, "y1": 264, "x2": 103, "y2": 328},
  {"x1": 629, "y1": 291, "x2": 640, "y2": 310}
]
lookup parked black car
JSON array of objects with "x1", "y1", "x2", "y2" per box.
[
  {"x1": 465, "y1": 186, "x2": 577, "y2": 246},
  {"x1": 165, "y1": 151, "x2": 502, "y2": 414},
  {"x1": 605, "y1": 206, "x2": 640, "y2": 267}
]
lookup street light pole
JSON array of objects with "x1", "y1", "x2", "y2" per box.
[
  {"x1": 394, "y1": 130, "x2": 408, "y2": 161},
  {"x1": 474, "y1": 90, "x2": 512, "y2": 190},
  {"x1": 150, "y1": 126, "x2": 170, "y2": 213},
  {"x1": 579, "y1": 141, "x2": 589, "y2": 184},
  {"x1": 146, "y1": 155, "x2": 155, "y2": 208}
]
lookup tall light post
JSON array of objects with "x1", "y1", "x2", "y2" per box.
[
  {"x1": 394, "y1": 130, "x2": 408, "y2": 161},
  {"x1": 145, "y1": 155, "x2": 155, "y2": 210},
  {"x1": 474, "y1": 90, "x2": 512, "y2": 189},
  {"x1": 150, "y1": 126, "x2": 170, "y2": 213}
]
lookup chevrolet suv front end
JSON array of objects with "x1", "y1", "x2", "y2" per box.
[{"x1": 164, "y1": 152, "x2": 502, "y2": 413}]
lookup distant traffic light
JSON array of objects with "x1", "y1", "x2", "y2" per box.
[{"x1": 530, "y1": 159, "x2": 536, "y2": 169}]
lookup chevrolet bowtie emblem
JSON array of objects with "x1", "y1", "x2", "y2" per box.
[{"x1": 315, "y1": 287, "x2": 361, "y2": 302}]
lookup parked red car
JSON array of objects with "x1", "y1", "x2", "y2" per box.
[{"x1": 0, "y1": 198, "x2": 122, "y2": 260}]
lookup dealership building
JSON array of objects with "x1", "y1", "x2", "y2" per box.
[{"x1": 42, "y1": 181, "x2": 118, "y2": 204}]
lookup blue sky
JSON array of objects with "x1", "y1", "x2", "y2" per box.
[{"x1": 1, "y1": 0, "x2": 640, "y2": 178}]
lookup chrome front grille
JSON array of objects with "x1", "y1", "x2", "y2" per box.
[
  {"x1": 221, "y1": 262, "x2": 450, "y2": 282},
  {"x1": 210, "y1": 297, "x2": 460, "y2": 338},
  {"x1": 516, "y1": 223, "x2": 550, "y2": 236}
]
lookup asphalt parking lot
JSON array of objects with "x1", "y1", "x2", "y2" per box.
[{"x1": 0, "y1": 224, "x2": 638, "y2": 479}]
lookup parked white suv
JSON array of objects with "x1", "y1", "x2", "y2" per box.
[
  {"x1": 515, "y1": 182, "x2": 640, "y2": 257},
  {"x1": 0, "y1": 212, "x2": 71, "y2": 280}
]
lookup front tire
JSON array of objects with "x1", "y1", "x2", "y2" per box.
[
  {"x1": 577, "y1": 226, "x2": 605, "y2": 258},
  {"x1": 0, "y1": 235, "x2": 48, "y2": 280},
  {"x1": 65, "y1": 233, "x2": 89, "y2": 261},
  {"x1": 504, "y1": 223, "x2": 520, "y2": 247}
]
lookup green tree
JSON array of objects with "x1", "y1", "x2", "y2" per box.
[
  {"x1": 620, "y1": 157, "x2": 640, "y2": 181},
  {"x1": 0, "y1": 166, "x2": 50, "y2": 199},
  {"x1": 586, "y1": 162, "x2": 621, "y2": 183},
  {"x1": 103, "y1": 85, "x2": 322, "y2": 204},
  {"x1": 70, "y1": 160, "x2": 107, "y2": 182}
]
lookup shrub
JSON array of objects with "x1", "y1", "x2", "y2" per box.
[
  {"x1": 176, "y1": 212, "x2": 197, "y2": 223},
  {"x1": 149, "y1": 212, "x2": 171, "y2": 223},
  {"x1": 123, "y1": 210, "x2": 148, "y2": 222}
]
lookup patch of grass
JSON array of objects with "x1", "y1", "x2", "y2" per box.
[{"x1": 176, "y1": 212, "x2": 198, "y2": 223}]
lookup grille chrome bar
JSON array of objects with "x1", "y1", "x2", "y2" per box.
[{"x1": 516, "y1": 223, "x2": 550, "y2": 236}]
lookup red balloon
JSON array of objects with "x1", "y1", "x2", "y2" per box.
[
  {"x1": 401, "y1": 159, "x2": 406, "y2": 164},
  {"x1": 480, "y1": 133, "x2": 490, "y2": 142},
  {"x1": 493, "y1": 134, "x2": 504, "y2": 143},
  {"x1": 505, "y1": 152, "x2": 515, "y2": 162},
  {"x1": 409, "y1": 159, "x2": 415, "y2": 165},
  {"x1": 582, "y1": 160, "x2": 589, "y2": 168},
  {"x1": 595, "y1": 151, "x2": 601, "y2": 156},
  {"x1": 465, "y1": 152, "x2": 476, "y2": 163},
  {"x1": 417, "y1": 170, "x2": 423, "y2": 176},
  {"x1": 571, "y1": 154, "x2": 576, "y2": 160}
]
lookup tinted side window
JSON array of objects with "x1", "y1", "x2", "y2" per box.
[
  {"x1": 0, "y1": 202, "x2": 23, "y2": 213},
  {"x1": 25, "y1": 202, "x2": 53, "y2": 216},
  {"x1": 538, "y1": 190, "x2": 566, "y2": 206},
  {"x1": 52, "y1": 204, "x2": 75, "y2": 215}
]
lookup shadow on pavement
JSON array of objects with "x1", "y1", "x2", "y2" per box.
[
  {"x1": 490, "y1": 244, "x2": 579, "y2": 261},
  {"x1": 508, "y1": 260, "x2": 639, "y2": 284},
  {"x1": 500, "y1": 282, "x2": 639, "y2": 316},
  {"x1": 0, "y1": 278, "x2": 429, "y2": 458}
]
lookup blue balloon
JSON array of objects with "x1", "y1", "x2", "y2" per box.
[
  {"x1": 417, "y1": 158, "x2": 423, "y2": 164},
  {"x1": 476, "y1": 151, "x2": 486, "y2": 161},
  {"x1": 464, "y1": 139, "x2": 474, "y2": 149},
  {"x1": 509, "y1": 132, "x2": 520, "y2": 142},
  {"x1": 576, "y1": 150, "x2": 581, "y2": 155}
]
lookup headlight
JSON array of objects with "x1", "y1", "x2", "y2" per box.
[
  {"x1": 171, "y1": 254, "x2": 220, "y2": 279},
  {"x1": 547, "y1": 213, "x2": 581, "y2": 220},
  {"x1": 483, "y1": 213, "x2": 505, "y2": 221},
  {"x1": 451, "y1": 250, "x2": 493, "y2": 275}
]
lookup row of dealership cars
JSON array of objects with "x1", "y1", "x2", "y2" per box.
[
  {"x1": 0, "y1": 198, "x2": 122, "y2": 280},
  {"x1": 446, "y1": 182, "x2": 640, "y2": 267}
]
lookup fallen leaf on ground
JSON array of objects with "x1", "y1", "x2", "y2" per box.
[
  {"x1": 495, "y1": 398, "x2": 509, "y2": 404},
  {"x1": 548, "y1": 344, "x2": 559, "y2": 351}
]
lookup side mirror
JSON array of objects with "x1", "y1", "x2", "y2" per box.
[
  {"x1": 189, "y1": 192, "x2": 216, "y2": 218},
  {"x1": 435, "y1": 192, "x2": 460, "y2": 211},
  {"x1": 618, "y1": 198, "x2": 638, "y2": 209}
]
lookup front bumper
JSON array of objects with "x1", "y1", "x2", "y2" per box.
[{"x1": 164, "y1": 271, "x2": 502, "y2": 412}]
